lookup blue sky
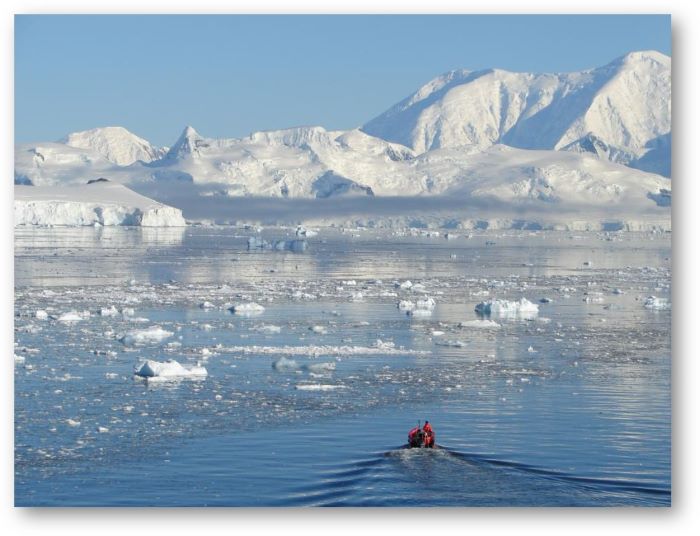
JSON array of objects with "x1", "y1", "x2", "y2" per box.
[{"x1": 15, "y1": 14, "x2": 671, "y2": 147}]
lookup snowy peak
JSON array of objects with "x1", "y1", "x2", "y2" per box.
[
  {"x1": 361, "y1": 50, "x2": 671, "y2": 176},
  {"x1": 62, "y1": 126, "x2": 166, "y2": 166},
  {"x1": 166, "y1": 126, "x2": 208, "y2": 160}
]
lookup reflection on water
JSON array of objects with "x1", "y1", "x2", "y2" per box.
[{"x1": 15, "y1": 226, "x2": 670, "y2": 287}]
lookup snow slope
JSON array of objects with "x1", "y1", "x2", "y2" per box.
[
  {"x1": 15, "y1": 181, "x2": 186, "y2": 227},
  {"x1": 62, "y1": 127, "x2": 167, "y2": 165},
  {"x1": 361, "y1": 51, "x2": 671, "y2": 176}
]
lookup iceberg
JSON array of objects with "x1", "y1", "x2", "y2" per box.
[
  {"x1": 119, "y1": 326, "x2": 174, "y2": 346},
  {"x1": 475, "y1": 298, "x2": 539, "y2": 319},
  {"x1": 14, "y1": 182, "x2": 186, "y2": 227},
  {"x1": 134, "y1": 359, "x2": 207, "y2": 381}
]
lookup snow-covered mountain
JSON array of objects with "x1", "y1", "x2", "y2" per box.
[
  {"x1": 15, "y1": 124, "x2": 669, "y2": 210},
  {"x1": 361, "y1": 51, "x2": 671, "y2": 176},
  {"x1": 61, "y1": 126, "x2": 167, "y2": 165},
  {"x1": 14, "y1": 51, "x2": 671, "y2": 228}
]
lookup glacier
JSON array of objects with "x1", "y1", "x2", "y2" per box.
[{"x1": 15, "y1": 181, "x2": 186, "y2": 227}]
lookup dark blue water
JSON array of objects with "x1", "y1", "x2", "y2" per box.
[{"x1": 14, "y1": 227, "x2": 671, "y2": 506}]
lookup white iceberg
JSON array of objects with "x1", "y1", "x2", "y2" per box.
[
  {"x1": 134, "y1": 359, "x2": 207, "y2": 381},
  {"x1": 119, "y1": 326, "x2": 174, "y2": 346},
  {"x1": 474, "y1": 298, "x2": 539, "y2": 319}
]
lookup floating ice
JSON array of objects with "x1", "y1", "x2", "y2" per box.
[
  {"x1": 296, "y1": 226, "x2": 318, "y2": 237},
  {"x1": 398, "y1": 300, "x2": 415, "y2": 311},
  {"x1": 295, "y1": 384, "x2": 343, "y2": 391},
  {"x1": 474, "y1": 298, "x2": 539, "y2": 319},
  {"x1": 56, "y1": 310, "x2": 90, "y2": 323},
  {"x1": 229, "y1": 302, "x2": 265, "y2": 315},
  {"x1": 199, "y1": 301, "x2": 215, "y2": 309},
  {"x1": 396, "y1": 280, "x2": 413, "y2": 290},
  {"x1": 303, "y1": 362, "x2": 336, "y2": 373},
  {"x1": 217, "y1": 342, "x2": 426, "y2": 356},
  {"x1": 408, "y1": 308, "x2": 432, "y2": 317},
  {"x1": 643, "y1": 296, "x2": 671, "y2": 310},
  {"x1": 247, "y1": 237, "x2": 308, "y2": 252},
  {"x1": 415, "y1": 297, "x2": 436, "y2": 310},
  {"x1": 100, "y1": 306, "x2": 119, "y2": 317},
  {"x1": 272, "y1": 357, "x2": 299, "y2": 371},
  {"x1": 309, "y1": 325, "x2": 328, "y2": 335},
  {"x1": 253, "y1": 324, "x2": 281, "y2": 334},
  {"x1": 133, "y1": 359, "x2": 207, "y2": 381},
  {"x1": 374, "y1": 339, "x2": 395, "y2": 351},
  {"x1": 119, "y1": 326, "x2": 174, "y2": 346},
  {"x1": 35, "y1": 310, "x2": 48, "y2": 320},
  {"x1": 459, "y1": 319, "x2": 501, "y2": 329}
]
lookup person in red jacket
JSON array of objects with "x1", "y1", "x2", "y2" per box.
[
  {"x1": 408, "y1": 425, "x2": 422, "y2": 448},
  {"x1": 422, "y1": 421, "x2": 435, "y2": 448}
]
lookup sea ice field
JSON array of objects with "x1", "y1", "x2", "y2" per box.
[{"x1": 14, "y1": 226, "x2": 671, "y2": 506}]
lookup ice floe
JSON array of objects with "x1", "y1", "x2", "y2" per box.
[
  {"x1": 459, "y1": 319, "x2": 501, "y2": 329},
  {"x1": 643, "y1": 296, "x2": 671, "y2": 310},
  {"x1": 474, "y1": 298, "x2": 539, "y2": 319},
  {"x1": 133, "y1": 359, "x2": 207, "y2": 381},
  {"x1": 295, "y1": 384, "x2": 343, "y2": 391},
  {"x1": 119, "y1": 326, "x2": 174, "y2": 346},
  {"x1": 229, "y1": 302, "x2": 265, "y2": 315}
]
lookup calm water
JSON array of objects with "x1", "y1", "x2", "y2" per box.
[{"x1": 14, "y1": 226, "x2": 671, "y2": 506}]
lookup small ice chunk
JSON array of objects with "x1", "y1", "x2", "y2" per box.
[
  {"x1": 57, "y1": 310, "x2": 89, "y2": 323},
  {"x1": 97, "y1": 426, "x2": 109, "y2": 433},
  {"x1": 119, "y1": 326, "x2": 174, "y2": 346},
  {"x1": 254, "y1": 324, "x2": 281, "y2": 334},
  {"x1": 295, "y1": 384, "x2": 343, "y2": 391},
  {"x1": 643, "y1": 296, "x2": 671, "y2": 310},
  {"x1": 229, "y1": 302, "x2": 265, "y2": 315},
  {"x1": 100, "y1": 306, "x2": 120, "y2": 317},
  {"x1": 408, "y1": 308, "x2": 432, "y2": 317},
  {"x1": 66, "y1": 419, "x2": 81, "y2": 427},
  {"x1": 309, "y1": 325, "x2": 328, "y2": 335},
  {"x1": 302, "y1": 362, "x2": 336, "y2": 373},
  {"x1": 272, "y1": 357, "x2": 299, "y2": 371},
  {"x1": 398, "y1": 300, "x2": 415, "y2": 311},
  {"x1": 415, "y1": 297, "x2": 436, "y2": 310},
  {"x1": 474, "y1": 298, "x2": 538, "y2": 319},
  {"x1": 133, "y1": 359, "x2": 207, "y2": 380},
  {"x1": 374, "y1": 339, "x2": 395, "y2": 351},
  {"x1": 459, "y1": 319, "x2": 501, "y2": 329},
  {"x1": 35, "y1": 310, "x2": 48, "y2": 320},
  {"x1": 396, "y1": 280, "x2": 413, "y2": 290},
  {"x1": 199, "y1": 301, "x2": 216, "y2": 309}
]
